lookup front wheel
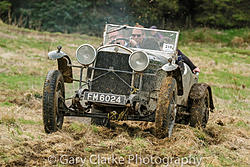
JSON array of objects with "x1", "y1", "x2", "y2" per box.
[
  {"x1": 43, "y1": 70, "x2": 65, "y2": 133},
  {"x1": 155, "y1": 77, "x2": 177, "y2": 138}
]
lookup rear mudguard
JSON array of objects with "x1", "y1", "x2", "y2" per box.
[
  {"x1": 189, "y1": 83, "x2": 214, "y2": 111},
  {"x1": 48, "y1": 50, "x2": 73, "y2": 83}
]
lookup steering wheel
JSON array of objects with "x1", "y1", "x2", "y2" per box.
[{"x1": 110, "y1": 38, "x2": 130, "y2": 45}]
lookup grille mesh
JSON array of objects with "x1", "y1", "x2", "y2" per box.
[{"x1": 91, "y1": 51, "x2": 132, "y2": 95}]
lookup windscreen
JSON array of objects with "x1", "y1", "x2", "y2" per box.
[{"x1": 103, "y1": 24, "x2": 179, "y2": 53}]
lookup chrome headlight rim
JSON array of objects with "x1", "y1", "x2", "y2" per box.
[
  {"x1": 129, "y1": 51, "x2": 149, "y2": 72},
  {"x1": 76, "y1": 44, "x2": 96, "y2": 65}
]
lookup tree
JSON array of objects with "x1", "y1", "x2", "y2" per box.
[
  {"x1": 0, "y1": 0, "x2": 249, "y2": 35},
  {"x1": 193, "y1": 0, "x2": 250, "y2": 28},
  {"x1": 0, "y1": 0, "x2": 11, "y2": 23}
]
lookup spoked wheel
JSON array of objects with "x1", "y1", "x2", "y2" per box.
[
  {"x1": 190, "y1": 89, "x2": 210, "y2": 128},
  {"x1": 43, "y1": 70, "x2": 65, "y2": 133},
  {"x1": 155, "y1": 77, "x2": 177, "y2": 138}
]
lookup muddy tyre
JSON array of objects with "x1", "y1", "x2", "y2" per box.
[
  {"x1": 155, "y1": 77, "x2": 177, "y2": 138},
  {"x1": 91, "y1": 106, "x2": 110, "y2": 127},
  {"x1": 43, "y1": 70, "x2": 65, "y2": 133},
  {"x1": 190, "y1": 89, "x2": 209, "y2": 128}
]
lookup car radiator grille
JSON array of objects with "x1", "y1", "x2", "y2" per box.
[{"x1": 90, "y1": 51, "x2": 132, "y2": 95}]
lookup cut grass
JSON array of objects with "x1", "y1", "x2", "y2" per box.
[{"x1": 0, "y1": 112, "x2": 16, "y2": 125}]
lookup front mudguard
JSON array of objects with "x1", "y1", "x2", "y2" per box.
[
  {"x1": 158, "y1": 65, "x2": 183, "y2": 96},
  {"x1": 48, "y1": 50, "x2": 73, "y2": 83}
]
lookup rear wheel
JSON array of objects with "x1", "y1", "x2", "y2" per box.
[
  {"x1": 190, "y1": 89, "x2": 209, "y2": 128},
  {"x1": 43, "y1": 70, "x2": 65, "y2": 133},
  {"x1": 155, "y1": 77, "x2": 177, "y2": 138}
]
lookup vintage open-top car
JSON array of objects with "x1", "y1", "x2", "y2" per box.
[{"x1": 42, "y1": 24, "x2": 214, "y2": 138}]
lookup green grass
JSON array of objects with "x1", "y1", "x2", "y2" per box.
[
  {"x1": 212, "y1": 52, "x2": 250, "y2": 64},
  {"x1": 0, "y1": 36, "x2": 49, "y2": 51},
  {"x1": 201, "y1": 70, "x2": 250, "y2": 86},
  {"x1": 134, "y1": 137, "x2": 147, "y2": 148},
  {"x1": 199, "y1": 67, "x2": 249, "y2": 110},
  {"x1": 209, "y1": 46, "x2": 250, "y2": 56},
  {"x1": 187, "y1": 40, "x2": 250, "y2": 111},
  {"x1": 69, "y1": 122, "x2": 85, "y2": 132},
  {"x1": 193, "y1": 129, "x2": 207, "y2": 142},
  {"x1": 91, "y1": 125, "x2": 99, "y2": 133},
  {"x1": 0, "y1": 152, "x2": 9, "y2": 163},
  {"x1": 213, "y1": 29, "x2": 250, "y2": 44},
  {"x1": 18, "y1": 118, "x2": 41, "y2": 125},
  {"x1": 125, "y1": 146, "x2": 133, "y2": 151},
  {"x1": 84, "y1": 147, "x2": 95, "y2": 152},
  {"x1": 0, "y1": 101, "x2": 14, "y2": 107},
  {"x1": 235, "y1": 120, "x2": 249, "y2": 130},
  {"x1": 0, "y1": 73, "x2": 44, "y2": 90},
  {"x1": 15, "y1": 127, "x2": 23, "y2": 135},
  {"x1": 25, "y1": 132, "x2": 35, "y2": 140},
  {"x1": 179, "y1": 28, "x2": 250, "y2": 46},
  {"x1": 0, "y1": 25, "x2": 101, "y2": 53}
]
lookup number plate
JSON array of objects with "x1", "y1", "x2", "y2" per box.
[{"x1": 83, "y1": 91, "x2": 126, "y2": 105}]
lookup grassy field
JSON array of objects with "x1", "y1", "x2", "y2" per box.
[{"x1": 0, "y1": 20, "x2": 249, "y2": 166}]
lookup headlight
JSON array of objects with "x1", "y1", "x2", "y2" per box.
[
  {"x1": 76, "y1": 44, "x2": 96, "y2": 65},
  {"x1": 129, "y1": 51, "x2": 149, "y2": 71}
]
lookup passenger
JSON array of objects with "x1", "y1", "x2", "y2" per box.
[
  {"x1": 150, "y1": 25, "x2": 164, "y2": 50},
  {"x1": 150, "y1": 25, "x2": 163, "y2": 41},
  {"x1": 177, "y1": 49, "x2": 200, "y2": 73}
]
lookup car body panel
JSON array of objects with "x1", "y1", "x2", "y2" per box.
[{"x1": 177, "y1": 63, "x2": 198, "y2": 106}]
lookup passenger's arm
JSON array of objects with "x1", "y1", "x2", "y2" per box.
[{"x1": 178, "y1": 50, "x2": 197, "y2": 72}]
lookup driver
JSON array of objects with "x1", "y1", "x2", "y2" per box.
[
  {"x1": 107, "y1": 30, "x2": 128, "y2": 46},
  {"x1": 129, "y1": 28, "x2": 144, "y2": 48},
  {"x1": 130, "y1": 25, "x2": 160, "y2": 50}
]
